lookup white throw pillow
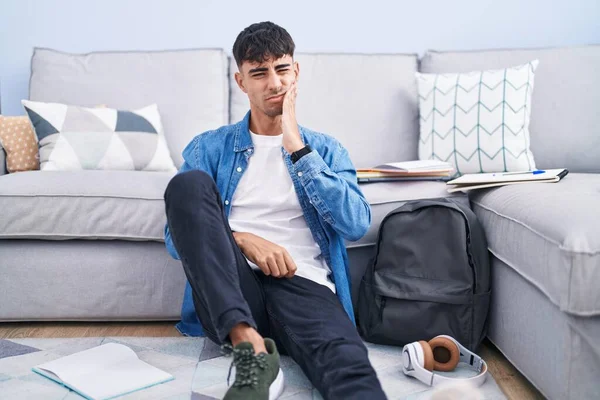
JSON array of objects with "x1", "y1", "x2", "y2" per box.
[
  {"x1": 416, "y1": 60, "x2": 539, "y2": 175},
  {"x1": 22, "y1": 100, "x2": 176, "y2": 172}
]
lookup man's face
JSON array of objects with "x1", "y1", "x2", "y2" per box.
[{"x1": 235, "y1": 55, "x2": 299, "y2": 118}]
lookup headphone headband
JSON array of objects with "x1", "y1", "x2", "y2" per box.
[{"x1": 401, "y1": 335, "x2": 488, "y2": 388}]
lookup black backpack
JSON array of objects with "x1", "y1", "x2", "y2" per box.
[{"x1": 357, "y1": 197, "x2": 491, "y2": 351}]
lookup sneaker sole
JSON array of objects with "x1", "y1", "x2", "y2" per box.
[{"x1": 269, "y1": 368, "x2": 285, "y2": 400}]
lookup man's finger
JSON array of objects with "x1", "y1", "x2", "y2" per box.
[
  {"x1": 266, "y1": 257, "x2": 281, "y2": 277},
  {"x1": 283, "y1": 251, "x2": 297, "y2": 278},
  {"x1": 257, "y1": 258, "x2": 271, "y2": 276},
  {"x1": 276, "y1": 252, "x2": 288, "y2": 278}
]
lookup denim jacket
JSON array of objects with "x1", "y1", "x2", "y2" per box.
[{"x1": 164, "y1": 111, "x2": 371, "y2": 336}]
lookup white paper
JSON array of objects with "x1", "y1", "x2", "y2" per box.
[
  {"x1": 447, "y1": 169, "x2": 566, "y2": 185},
  {"x1": 446, "y1": 177, "x2": 560, "y2": 193},
  {"x1": 35, "y1": 343, "x2": 134, "y2": 382},
  {"x1": 65, "y1": 357, "x2": 173, "y2": 399}
]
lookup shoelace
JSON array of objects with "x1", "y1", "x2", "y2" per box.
[{"x1": 222, "y1": 343, "x2": 268, "y2": 388}]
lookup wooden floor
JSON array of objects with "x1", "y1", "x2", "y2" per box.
[{"x1": 0, "y1": 321, "x2": 544, "y2": 399}]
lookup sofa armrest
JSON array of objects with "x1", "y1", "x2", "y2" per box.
[{"x1": 0, "y1": 141, "x2": 7, "y2": 176}]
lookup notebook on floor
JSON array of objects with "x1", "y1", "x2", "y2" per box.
[
  {"x1": 446, "y1": 169, "x2": 569, "y2": 193},
  {"x1": 32, "y1": 343, "x2": 174, "y2": 400}
]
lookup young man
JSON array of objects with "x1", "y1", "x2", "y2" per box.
[{"x1": 164, "y1": 21, "x2": 386, "y2": 400}]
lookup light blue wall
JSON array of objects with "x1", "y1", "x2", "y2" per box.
[{"x1": 1, "y1": 0, "x2": 598, "y2": 115}]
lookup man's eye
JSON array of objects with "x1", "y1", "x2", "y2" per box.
[{"x1": 253, "y1": 73, "x2": 265, "y2": 78}]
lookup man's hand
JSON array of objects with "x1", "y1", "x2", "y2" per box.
[
  {"x1": 233, "y1": 232, "x2": 297, "y2": 278},
  {"x1": 281, "y1": 81, "x2": 304, "y2": 154}
]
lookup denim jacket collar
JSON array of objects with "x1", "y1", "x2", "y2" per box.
[{"x1": 234, "y1": 111, "x2": 307, "y2": 155}]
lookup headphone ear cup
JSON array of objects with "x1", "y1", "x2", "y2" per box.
[
  {"x1": 428, "y1": 337, "x2": 460, "y2": 372},
  {"x1": 418, "y1": 340, "x2": 434, "y2": 372}
]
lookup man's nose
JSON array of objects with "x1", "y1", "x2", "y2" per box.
[{"x1": 266, "y1": 71, "x2": 282, "y2": 92}]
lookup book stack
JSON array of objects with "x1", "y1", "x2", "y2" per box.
[{"x1": 357, "y1": 160, "x2": 454, "y2": 183}]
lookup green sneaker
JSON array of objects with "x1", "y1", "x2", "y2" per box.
[{"x1": 223, "y1": 338, "x2": 284, "y2": 400}]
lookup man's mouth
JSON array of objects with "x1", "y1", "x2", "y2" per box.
[{"x1": 266, "y1": 93, "x2": 285, "y2": 101}]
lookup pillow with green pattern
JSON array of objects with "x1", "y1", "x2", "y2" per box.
[{"x1": 416, "y1": 60, "x2": 539, "y2": 176}]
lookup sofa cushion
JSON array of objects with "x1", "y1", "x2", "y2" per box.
[
  {"x1": 0, "y1": 169, "x2": 463, "y2": 248},
  {"x1": 230, "y1": 53, "x2": 420, "y2": 169},
  {"x1": 29, "y1": 48, "x2": 230, "y2": 169},
  {"x1": 348, "y1": 181, "x2": 467, "y2": 248},
  {"x1": 420, "y1": 45, "x2": 600, "y2": 173},
  {"x1": 0, "y1": 170, "x2": 174, "y2": 240},
  {"x1": 469, "y1": 173, "x2": 600, "y2": 316}
]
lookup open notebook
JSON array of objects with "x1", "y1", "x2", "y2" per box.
[{"x1": 32, "y1": 343, "x2": 174, "y2": 400}]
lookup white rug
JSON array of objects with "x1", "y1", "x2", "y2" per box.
[{"x1": 0, "y1": 336, "x2": 507, "y2": 399}]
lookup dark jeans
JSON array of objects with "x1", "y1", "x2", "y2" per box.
[{"x1": 164, "y1": 170, "x2": 386, "y2": 400}]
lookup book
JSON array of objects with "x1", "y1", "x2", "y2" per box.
[
  {"x1": 32, "y1": 343, "x2": 174, "y2": 400},
  {"x1": 357, "y1": 170, "x2": 452, "y2": 183},
  {"x1": 357, "y1": 171, "x2": 452, "y2": 178},
  {"x1": 358, "y1": 175, "x2": 451, "y2": 183},
  {"x1": 357, "y1": 160, "x2": 454, "y2": 183},
  {"x1": 357, "y1": 160, "x2": 453, "y2": 174},
  {"x1": 446, "y1": 169, "x2": 569, "y2": 193}
]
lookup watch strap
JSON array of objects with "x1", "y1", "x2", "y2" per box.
[{"x1": 291, "y1": 145, "x2": 312, "y2": 163}]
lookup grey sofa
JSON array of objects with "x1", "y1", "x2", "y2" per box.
[{"x1": 1, "y1": 45, "x2": 599, "y2": 399}]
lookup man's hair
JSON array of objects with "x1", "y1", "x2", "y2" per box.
[{"x1": 233, "y1": 21, "x2": 295, "y2": 68}]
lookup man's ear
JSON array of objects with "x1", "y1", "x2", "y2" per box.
[
  {"x1": 294, "y1": 61, "x2": 300, "y2": 83},
  {"x1": 234, "y1": 71, "x2": 248, "y2": 94}
]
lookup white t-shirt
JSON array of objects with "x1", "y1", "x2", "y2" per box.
[{"x1": 228, "y1": 130, "x2": 336, "y2": 293}]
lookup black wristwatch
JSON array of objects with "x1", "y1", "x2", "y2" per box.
[{"x1": 291, "y1": 145, "x2": 312, "y2": 164}]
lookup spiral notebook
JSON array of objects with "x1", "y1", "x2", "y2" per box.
[{"x1": 32, "y1": 343, "x2": 174, "y2": 400}]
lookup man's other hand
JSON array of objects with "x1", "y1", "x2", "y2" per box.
[{"x1": 233, "y1": 232, "x2": 297, "y2": 278}]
